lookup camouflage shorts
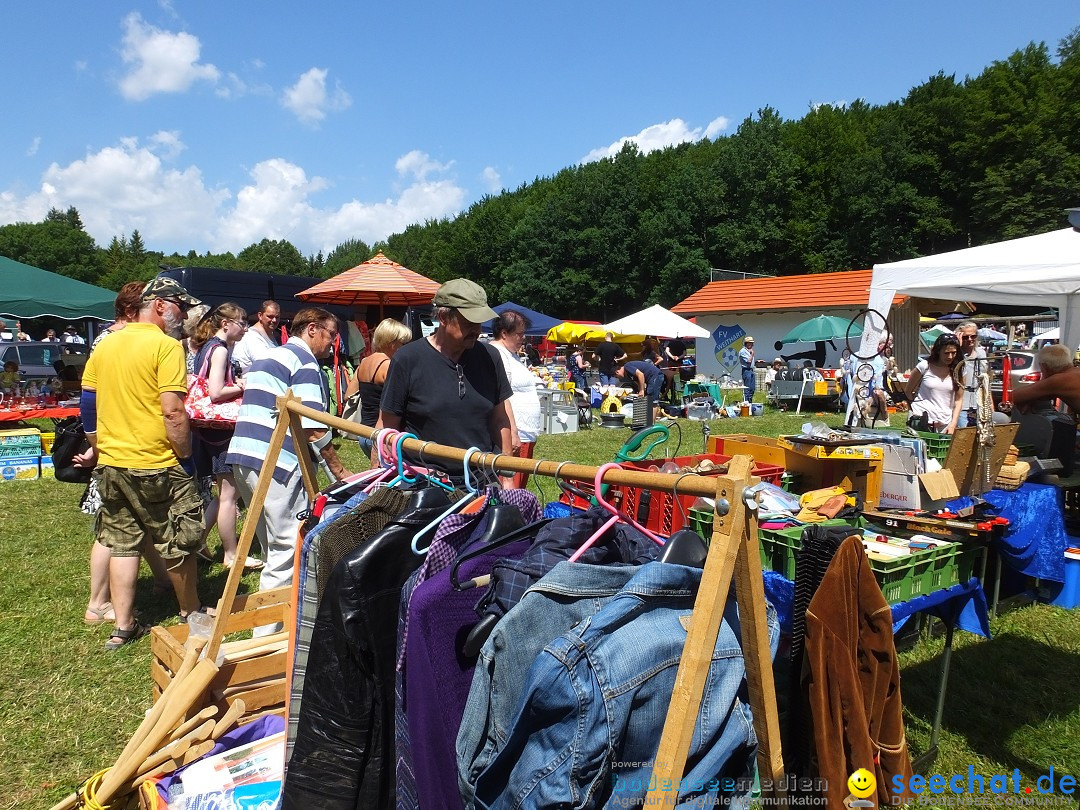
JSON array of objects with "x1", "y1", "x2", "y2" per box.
[{"x1": 93, "y1": 465, "x2": 204, "y2": 562}]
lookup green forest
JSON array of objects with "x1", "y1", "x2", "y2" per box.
[{"x1": 2, "y1": 30, "x2": 1078, "y2": 321}]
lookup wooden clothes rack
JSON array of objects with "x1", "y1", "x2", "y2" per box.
[{"x1": 202, "y1": 391, "x2": 787, "y2": 808}]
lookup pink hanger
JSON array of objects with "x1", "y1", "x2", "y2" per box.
[{"x1": 568, "y1": 463, "x2": 665, "y2": 563}]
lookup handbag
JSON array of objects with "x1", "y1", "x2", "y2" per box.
[
  {"x1": 51, "y1": 416, "x2": 93, "y2": 484},
  {"x1": 186, "y1": 341, "x2": 241, "y2": 429}
]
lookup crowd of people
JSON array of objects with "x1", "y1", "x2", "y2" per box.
[
  {"x1": 0, "y1": 319, "x2": 87, "y2": 343},
  {"x1": 56, "y1": 270, "x2": 1079, "y2": 650}
]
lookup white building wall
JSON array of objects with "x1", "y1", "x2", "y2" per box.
[{"x1": 693, "y1": 308, "x2": 865, "y2": 379}]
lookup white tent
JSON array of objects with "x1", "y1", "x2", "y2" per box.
[
  {"x1": 862, "y1": 227, "x2": 1080, "y2": 355},
  {"x1": 605, "y1": 304, "x2": 710, "y2": 339}
]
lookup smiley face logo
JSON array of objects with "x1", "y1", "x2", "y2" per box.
[{"x1": 847, "y1": 768, "x2": 876, "y2": 799}]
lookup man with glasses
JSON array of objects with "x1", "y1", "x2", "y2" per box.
[
  {"x1": 227, "y1": 307, "x2": 351, "y2": 633},
  {"x1": 79, "y1": 277, "x2": 212, "y2": 649},
  {"x1": 233, "y1": 299, "x2": 281, "y2": 372},
  {"x1": 376, "y1": 278, "x2": 513, "y2": 482},
  {"x1": 954, "y1": 321, "x2": 987, "y2": 428}
]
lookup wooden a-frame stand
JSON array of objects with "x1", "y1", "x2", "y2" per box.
[{"x1": 200, "y1": 392, "x2": 788, "y2": 808}]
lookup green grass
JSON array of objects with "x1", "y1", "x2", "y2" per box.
[{"x1": 4, "y1": 408, "x2": 1079, "y2": 806}]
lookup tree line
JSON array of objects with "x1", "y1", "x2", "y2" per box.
[{"x1": 1, "y1": 30, "x2": 1077, "y2": 321}]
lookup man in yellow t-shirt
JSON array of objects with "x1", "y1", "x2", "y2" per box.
[{"x1": 79, "y1": 277, "x2": 211, "y2": 650}]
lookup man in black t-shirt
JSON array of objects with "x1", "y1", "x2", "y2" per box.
[
  {"x1": 593, "y1": 332, "x2": 627, "y2": 385},
  {"x1": 663, "y1": 337, "x2": 687, "y2": 364},
  {"x1": 377, "y1": 278, "x2": 513, "y2": 480}
]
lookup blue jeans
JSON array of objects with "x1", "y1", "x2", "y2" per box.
[
  {"x1": 645, "y1": 373, "x2": 664, "y2": 400},
  {"x1": 741, "y1": 367, "x2": 756, "y2": 400},
  {"x1": 599, "y1": 373, "x2": 617, "y2": 386}
]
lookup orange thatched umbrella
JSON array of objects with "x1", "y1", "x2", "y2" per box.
[{"x1": 296, "y1": 252, "x2": 441, "y2": 317}]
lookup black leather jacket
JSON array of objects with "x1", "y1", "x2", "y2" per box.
[{"x1": 283, "y1": 488, "x2": 452, "y2": 810}]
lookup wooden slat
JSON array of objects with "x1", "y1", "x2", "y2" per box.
[
  {"x1": 204, "y1": 392, "x2": 294, "y2": 661},
  {"x1": 645, "y1": 456, "x2": 779, "y2": 807},
  {"x1": 734, "y1": 507, "x2": 786, "y2": 803}
]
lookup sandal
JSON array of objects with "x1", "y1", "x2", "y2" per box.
[
  {"x1": 104, "y1": 620, "x2": 149, "y2": 650},
  {"x1": 178, "y1": 605, "x2": 217, "y2": 624},
  {"x1": 84, "y1": 603, "x2": 115, "y2": 625}
]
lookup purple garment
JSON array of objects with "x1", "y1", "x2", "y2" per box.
[
  {"x1": 405, "y1": 540, "x2": 531, "y2": 810},
  {"x1": 397, "y1": 488, "x2": 541, "y2": 669}
]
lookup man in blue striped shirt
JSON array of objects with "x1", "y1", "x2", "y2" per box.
[{"x1": 227, "y1": 307, "x2": 350, "y2": 632}]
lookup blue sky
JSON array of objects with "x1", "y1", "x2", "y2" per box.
[{"x1": 0, "y1": 1, "x2": 1076, "y2": 259}]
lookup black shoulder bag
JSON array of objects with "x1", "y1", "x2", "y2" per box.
[{"x1": 51, "y1": 417, "x2": 93, "y2": 484}]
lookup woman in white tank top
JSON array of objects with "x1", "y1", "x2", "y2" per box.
[{"x1": 904, "y1": 334, "x2": 963, "y2": 433}]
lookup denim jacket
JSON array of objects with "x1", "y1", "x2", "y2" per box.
[
  {"x1": 473, "y1": 562, "x2": 779, "y2": 809},
  {"x1": 457, "y1": 561, "x2": 644, "y2": 807}
]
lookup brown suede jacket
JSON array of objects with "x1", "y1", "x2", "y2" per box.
[{"x1": 804, "y1": 537, "x2": 915, "y2": 806}]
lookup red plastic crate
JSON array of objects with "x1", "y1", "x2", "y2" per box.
[{"x1": 619, "y1": 453, "x2": 784, "y2": 537}]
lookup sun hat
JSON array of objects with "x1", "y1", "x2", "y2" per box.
[
  {"x1": 433, "y1": 278, "x2": 498, "y2": 324},
  {"x1": 744, "y1": 336, "x2": 754, "y2": 343}
]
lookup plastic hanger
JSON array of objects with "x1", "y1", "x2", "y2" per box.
[
  {"x1": 658, "y1": 472, "x2": 708, "y2": 568},
  {"x1": 409, "y1": 447, "x2": 485, "y2": 554},
  {"x1": 568, "y1": 463, "x2": 665, "y2": 563},
  {"x1": 450, "y1": 516, "x2": 554, "y2": 591}
]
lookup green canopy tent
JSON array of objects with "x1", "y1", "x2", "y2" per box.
[{"x1": 0, "y1": 255, "x2": 116, "y2": 320}]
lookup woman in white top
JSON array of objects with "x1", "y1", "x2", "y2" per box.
[
  {"x1": 905, "y1": 334, "x2": 963, "y2": 433},
  {"x1": 490, "y1": 310, "x2": 542, "y2": 489}
]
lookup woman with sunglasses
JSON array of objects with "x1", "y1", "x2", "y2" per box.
[
  {"x1": 190, "y1": 304, "x2": 262, "y2": 570},
  {"x1": 905, "y1": 333, "x2": 964, "y2": 434}
]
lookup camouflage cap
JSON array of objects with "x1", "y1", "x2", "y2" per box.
[{"x1": 141, "y1": 276, "x2": 202, "y2": 309}]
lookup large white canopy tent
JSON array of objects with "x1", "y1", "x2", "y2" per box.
[
  {"x1": 605, "y1": 304, "x2": 710, "y2": 339},
  {"x1": 860, "y1": 226, "x2": 1080, "y2": 356}
]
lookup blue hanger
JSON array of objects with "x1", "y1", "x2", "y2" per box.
[{"x1": 410, "y1": 447, "x2": 485, "y2": 554}]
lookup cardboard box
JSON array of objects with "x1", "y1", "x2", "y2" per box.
[
  {"x1": 1, "y1": 456, "x2": 41, "y2": 481},
  {"x1": 712, "y1": 433, "x2": 884, "y2": 507},
  {"x1": 878, "y1": 444, "x2": 959, "y2": 510},
  {"x1": 39, "y1": 456, "x2": 54, "y2": 478}
]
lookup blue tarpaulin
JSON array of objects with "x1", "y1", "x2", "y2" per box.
[{"x1": 484, "y1": 302, "x2": 562, "y2": 336}]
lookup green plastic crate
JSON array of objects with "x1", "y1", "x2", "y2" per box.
[
  {"x1": 915, "y1": 430, "x2": 952, "y2": 463},
  {"x1": 757, "y1": 522, "x2": 855, "y2": 579},
  {"x1": 755, "y1": 523, "x2": 981, "y2": 604}
]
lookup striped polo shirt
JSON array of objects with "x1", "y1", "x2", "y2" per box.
[{"x1": 226, "y1": 337, "x2": 327, "y2": 484}]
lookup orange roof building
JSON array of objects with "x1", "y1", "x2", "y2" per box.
[
  {"x1": 672, "y1": 269, "x2": 919, "y2": 376},
  {"x1": 673, "y1": 270, "x2": 906, "y2": 316}
]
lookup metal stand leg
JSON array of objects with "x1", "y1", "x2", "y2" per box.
[{"x1": 912, "y1": 620, "x2": 955, "y2": 772}]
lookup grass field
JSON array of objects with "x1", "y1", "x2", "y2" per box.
[{"x1": 4, "y1": 409, "x2": 1079, "y2": 807}]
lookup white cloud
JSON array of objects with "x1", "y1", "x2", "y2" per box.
[
  {"x1": 811, "y1": 100, "x2": 848, "y2": 111},
  {"x1": 281, "y1": 67, "x2": 351, "y2": 125},
  {"x1": 0, "y1": 137, "x2": 466, "y2": 256},
  {"x1": 395, "y1": 150, "x2": 454, "y2": 181},
  {"x1": 26, "y1": 137, "x2": 41, "y2": 157},
  {"x1": 0, "y1": 134, "x2": 228, "y2": 248},
  {"x1": 149, "y1": 130, "x2": 185, "y2": 160},
  {"x1": 581, "y1": 116, "x2": 731, "y2": 163},
  {"x1": 481, "y1": 166, "x2": 502, "y2": 193},
  {"x1": 118, "y1": 12, "x2": 220, "y2": 101}
]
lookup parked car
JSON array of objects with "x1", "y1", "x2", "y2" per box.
[
  {"x1": 0, "y1": 341, "x2": 88, "y2": 382},
  {"x1": 989, "y1": 350, "x2": 1041, "y2": 402}
]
